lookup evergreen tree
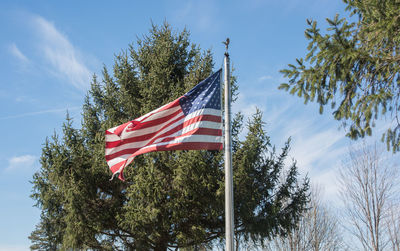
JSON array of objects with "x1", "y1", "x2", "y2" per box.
[
  {"x1": 280, "y1": 0, "x2": 400, "y2": 151},
  {"x1": 30, "y1": 22, "x2": 309, "y2": 250}
]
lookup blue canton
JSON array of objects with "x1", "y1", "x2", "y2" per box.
[{"x1": 179, "y1": 69, "x2": 222, "y2": 116}]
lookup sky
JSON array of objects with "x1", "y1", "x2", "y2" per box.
[{"x1": 0, "y1": 0, "x2": 395, "y2": 250}]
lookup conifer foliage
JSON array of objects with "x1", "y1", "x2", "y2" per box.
[
  {"x1": 30, "y1": 23, "x2": 308, "y2": 250},
  {"x1": 280, "y1": 0, "x2": 400, "y2": 151}
]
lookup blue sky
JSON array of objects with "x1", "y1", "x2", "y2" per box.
[{"x1": 0, "y1": 0, "x2": 391, "y2": 249}]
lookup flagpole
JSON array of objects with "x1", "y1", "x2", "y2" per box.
[{"x1": 223, "y1": 39, "x2": 234, "y2": 251}]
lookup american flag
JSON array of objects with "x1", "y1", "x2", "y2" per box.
[{"x1": 105, "y1": 69, "x2": 223, "y2": 180}]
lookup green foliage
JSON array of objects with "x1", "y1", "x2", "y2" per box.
[
  {"x1": 30, "y1": 22, "x2": 308, "y2": 250},
  {"x1": 280, "y1": 0, "x2": 400, "y2": 152}
]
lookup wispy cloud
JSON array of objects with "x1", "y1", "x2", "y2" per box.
[
  {"x1": 233, "y1": 93, "x2": 265, "y2": 118},
  {"x1": 0, "y1": 245, "x2": 29, "y2": 251},
  {"x1": 235, "y1": 79, "x2": 350, "y2": 204},
  {"x1": 6, "y1": 155, "x2": 37, "y2": 172},
  {"x1": 258, "y1": 75, "x2": 273, "y2": 82},
  {"x1": 311, "y1": 167, "x2": 341, "y2": 203},
  {"x1": 32, "y1": 15, "x2": 92, "y2": 90},
  {"x1": 171, "y1": 0, "x2": 221, "y2": 33},
  {"x1": 283, "y1": 117, "x2": 347, "y2": 172},
  {"x1": 9, "y1": 43, "x2": 29, "y2": 63},
  {"x1": 0, "y1": 106, "x2": 80, "y2": 120},
  {"x1": 15, "y1": 95, "x2": 37, "y2": 103}
]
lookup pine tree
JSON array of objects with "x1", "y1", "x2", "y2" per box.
[
  {"x1": 280, "y1": 0, "x2": 400, "y2": 152},
  {"x1": 30, "y1": 22, "x2": 309, "y2": 250}
]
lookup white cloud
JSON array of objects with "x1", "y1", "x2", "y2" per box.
[
  {"x1": 15, "y1": 95, "x2": 37, "y2": 103},
  {"x1": 171, "y1": 0, "x2": 220, "y2": 33},
  {"x1": 289, "y1": 125, "x2": 345, "y2": 172},
  {"x1": 227, "y1": 67, "x2": 352, "y2": 205},
  {"x1": 32, "y1": 15, "x2": 92, "y2": 90},
  {"x1": 258, "y1": 75, "x2": 273, "y2": 82},
  {"x1": 233, "y1": 93, "x2": 266, "y2": 118},
  {"x1": 272, "y1": 112, "x2": 349, "y2": 204},
  {"x1": 0, "y1": 106, "x2": 80, "y2": 120},
  {"x1": 9, "y1": 43, "x2": 29, "y2": 63},
  {"x1": 7, "y1": 155, "x2": 37, "y2": 171},
  {"x1": 311, "y1": 167, "x2": 341, "y2": 203},
  {"x1": 233, "y1": 84, "x2": 348, "y2": 175},
  {"x1": 0, "y1": 245, "x2": 29, "y2": 251}
]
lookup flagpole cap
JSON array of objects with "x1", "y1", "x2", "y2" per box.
[{"x1": 223, "y1": 38, "x2": 230, "y2": 56}]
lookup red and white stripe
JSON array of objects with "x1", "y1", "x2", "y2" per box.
[{"x1": 105, "y1": 97, "x2": 223, "y2": 180}]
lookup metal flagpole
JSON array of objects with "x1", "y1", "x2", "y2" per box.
[{"x1": 223, "y1": 38, "x2": 234, "y2": 251}]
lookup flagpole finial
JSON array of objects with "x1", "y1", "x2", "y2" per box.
[{"x1": 222, "y1": 38, "x2": 230, "y2": 56}]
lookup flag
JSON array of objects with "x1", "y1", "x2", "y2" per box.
[{"x1": 105, "y1": 69, "x2": 223, "y2": 180}]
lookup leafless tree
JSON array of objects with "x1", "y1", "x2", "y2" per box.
[
  {"x1": 386, "y1": 202, "x2": 400, "y2": 251},
  {"x1": 263, "y1": 186, "x2": 343, "y2": 251},
  {"x1": 339, "y1": 143, "x2": 399, "y2": 251}
]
